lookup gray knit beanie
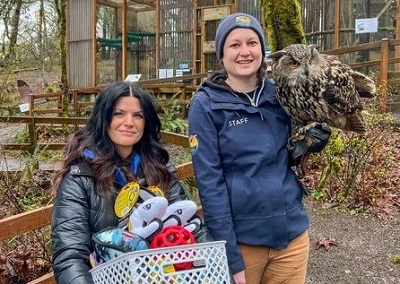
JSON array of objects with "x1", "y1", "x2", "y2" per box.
[{"x1": 215, "y1": 13, "x2": 266, "y2": 61}]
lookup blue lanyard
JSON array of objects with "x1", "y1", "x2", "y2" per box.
[{"x1": 82, "y1": 149, "x2": 141, "y2": 186}]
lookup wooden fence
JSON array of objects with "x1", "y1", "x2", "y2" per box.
[
  {"x1": 323, "y1": 38, "x2": 400, "y2": 112},
  {"x1": 2, "y1": 72, "x2": 209, "y2": 118},
  {"x1": 0, "y1": 116, "x2": 191, "y2": 154},
  {"x1": 5, "y1": 39, "x2": 400, "y2": 118}
]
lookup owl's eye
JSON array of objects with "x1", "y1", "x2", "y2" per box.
[{"x1": 290, "y1": 61, "x2": 299, "y2": 68}]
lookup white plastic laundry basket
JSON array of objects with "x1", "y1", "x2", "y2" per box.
[{"x1": 90, "y1": 241, "x2": 230, "y2": 284}]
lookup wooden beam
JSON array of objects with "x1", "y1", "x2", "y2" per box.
[
  {"x1": 27, "y1": 272, "x2": 55, "y2": 284},
  {"x1": 0, "y1": 205, "x2": 53, "y2": 241},
  {"x1": 396, "y1": 0, "x2": 400, "y2": 71},
  {"x1": 176, "y1": 162, "x2": 194, "y2": 180},
  {"x1": 138, "y1": 72, "x2": 208, "y2": 84},
  {"x1": 128, "y1": 0, "x2": 155, "y2": 7},
  {"x1": 322, "y1": 41, "x2": 381, "y2": 55},
  {"x1": 334, "y1": 0, "x2": 340, "y2": 49},
  {"x1": 122, "y1": 0, "x2": 128, "y2": 80},
  {"x1": 193, "y1": 0, "x2": 198, "y2": 78},
  {"x1": 0, "y1": 116, "x2": 89, "y2": 124},
  {"x1": 380, "y1": 38, "x2": 389, "y2": 113},
  {"x1": 92, "y1": 0, "x2": 98, "y2": 86},
  {"x1": 161, "y1": 131, "x2": 189, "y2": 148},
  {"x1": 156, "y1": 0, "x2": 160, "y2": 77}
]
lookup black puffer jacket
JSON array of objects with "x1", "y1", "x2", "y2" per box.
[{"x1": 51, "y1": 162, "x2": 208, "y2": 284}]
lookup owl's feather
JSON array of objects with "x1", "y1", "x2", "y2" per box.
[{"x1": 268, "y1": 44, "x2": 375, "y2": 136}]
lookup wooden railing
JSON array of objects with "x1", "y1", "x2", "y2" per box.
[
  {"x1": 21, "y1": 73, "x2": 209, "y2": 118},
  {"x1": 0, "y1": 162, "x2": 198, "y2": 284},
  {"x1": 23, "y1": 85, "x2": 190, "y2": 118},
  {"x1": 323, "y1": 38, "x2": 400, "y2": 112},
  {"x1": 0, "y1": 116, "x2": 190, "y2": 153},
  {"x1": 15, "y1": 40, "x2": 400, "y2": 118}
]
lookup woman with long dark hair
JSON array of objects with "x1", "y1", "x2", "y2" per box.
[{"x1": 51, "y1": 81, "x2": 207, "y2": 284}]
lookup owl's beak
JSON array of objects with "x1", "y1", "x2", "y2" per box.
[{"x1": 303, "y1": 63, "x2": 310, "y2": 77}]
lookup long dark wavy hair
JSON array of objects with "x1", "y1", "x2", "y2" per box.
[{"x1": 52, "y1": 82, "x2": 171, "y2": 195}]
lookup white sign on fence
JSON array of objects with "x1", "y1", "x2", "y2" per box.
[
  {"x1": 19, "y1": 103, "x2": 29, "y2": 112},
  {"x1": 355, "y1": 18, "x2": 378, "y2": 34},
  {"x1": 125, "y1": 74, "x2": 142, "y2": 82}
]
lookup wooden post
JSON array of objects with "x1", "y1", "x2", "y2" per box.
[
  {"x1": 122, "y1": 0, "x2": 128, "y2": 80},
  {"x1": 395, "y1": 0, "x2": 400, "y2": 71},
  {"x1": 72, "y1": 90, "x2": 78, "y2": 116},
  {"x1": 380, "y1": 38, "x2": 389, "y2": 113},
  {"x1": 57, "y1": 92, "x2": 63, "y2": 117},
  {"x1": 192, "y1": 0, "x2": 198, "y2": 83},
  {"x1": 334, "y1": 0, "x2": 340, "y2": 49},
  {"x1": 28, "y1": 116, "x2": 36, "y2": 155},
  {"x1": 92, "y1": 0, "x2": 97, "y2": 86},
  {"x1": 156, "y1": 0, "x2": 160, "y2": 78},
  {"x1": 28, "y1": 95, "x2": 34, "y2": 116}
]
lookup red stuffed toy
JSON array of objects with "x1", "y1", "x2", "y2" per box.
[{"x1": 150, "y1": 225, "x2": 195, "y2": 270}]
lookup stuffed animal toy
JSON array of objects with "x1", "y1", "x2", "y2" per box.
[
  {"x1": 90, "y1": 227, "x2": 149, "y2": 267},
  {"x1": 91, "y1": 189, "x2": 201, "y2": 268},
  {"x1": 162, "y1": 200, "x2": 202, "y2": 234},
  {"x1": 127, "y1": 192, "x2": 168, "y2": 240},
  {"x1": 128, "y1": 189, "x2": 201, "y2": 240}
]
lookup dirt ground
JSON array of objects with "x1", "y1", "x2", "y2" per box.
[{"x1": 305, "y1": 198, "x2": 400, "y2": 284}]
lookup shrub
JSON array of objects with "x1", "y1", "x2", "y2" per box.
[
  {"x1": 305, "y1": 98, "x2": 400, "y2": 218},
  {"x1": 391, "y1": 254, "x2": 400, "y2": 265}
]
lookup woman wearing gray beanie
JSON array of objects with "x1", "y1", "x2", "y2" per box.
[{"x1": 188, "y1": 12, "x2": 330, "y2": 284}]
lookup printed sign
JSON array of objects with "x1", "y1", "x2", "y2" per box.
[{"x1": 355, "y1": 18, "x2": 378, "y2": 34}]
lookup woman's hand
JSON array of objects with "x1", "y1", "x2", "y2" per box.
[{"x1": 233, "y1": 270, "x2": 246, "y2": 284}]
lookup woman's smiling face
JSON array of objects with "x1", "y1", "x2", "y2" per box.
[
  {"x1": 221, "y1": 28, "x2": 263, "y2": 79},
  {"x1": 107, "y1": 96, "x2": 145, "y2": 158}
]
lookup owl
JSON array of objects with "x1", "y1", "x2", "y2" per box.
[{"x1": 268, "y1": 44, "x2": 376, "y2": 136}]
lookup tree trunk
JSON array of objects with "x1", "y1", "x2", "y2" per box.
[
  {"x1": 5, "y1": 0, "x2": 22, "y2": 63},
  {"x1": 54, "y1": 0, "x2": 69, "y2": 115},
  {"x1": 259, "y1": 0, "x2": 306, "y2": 52},
  {"x1": 39, "y1": 0, "x2": 46, "y2": 83},
  {"x1": 0, "y1": 1, "x2": 13, "y2": 65}
]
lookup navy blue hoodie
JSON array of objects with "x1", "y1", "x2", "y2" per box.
[{"x1": 188, "y1": 71, "x2": 309, "y2": 275}]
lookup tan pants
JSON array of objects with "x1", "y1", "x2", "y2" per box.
[{"x1": 238, "y1": 231, "x2": 309, "y2": 284}]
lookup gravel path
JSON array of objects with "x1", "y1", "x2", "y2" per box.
[
  {"x1": 0, "y1": 123, "x2": 25, "y2": 143},
  {"x1": 0, "y1": 123, "x2": 61, "y2": 171},
  {"x1": 306, "y1": 198, "x2": 400, "y2": 284}
]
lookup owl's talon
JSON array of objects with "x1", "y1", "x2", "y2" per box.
[
  {"x1": 299, "y1": 153, "x2": 309, "y2": 178},
  {"x1": 296, "y1": 123, "x2": 318, "y2": 136},
  {"x1": 289, "y1": 133, "x2": 304, "y2": 145}
]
